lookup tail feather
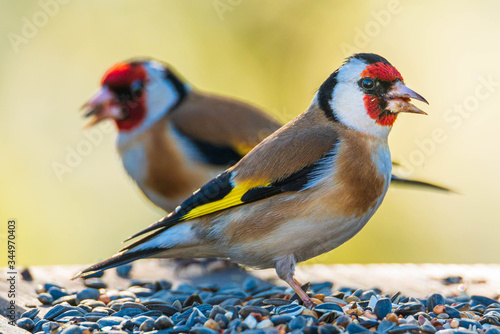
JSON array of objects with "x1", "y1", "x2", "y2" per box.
[
  {"x1": 72, "y1": 247, "x2": 165, "y2": 279},
  {"x1": 123, "y1": 217, "x2": 177, "y2": 242},
  {"x1": 118, "y1": 227, "x2": 167, "y2": 253},
  {"x1": 73, "y1": 222, "x2": 199, "y2": 279},
  {"x1": 390, "y1": 174, "x2": 453, "y2": 192}
]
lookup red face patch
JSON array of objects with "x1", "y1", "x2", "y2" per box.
[
  {"x1": 361, "y1": 62, "x2": 402, "y2": 127},
  {"x1": 101, "y1": 62, "x2": 147, "y2": 87},
  {"x1": 363, "y1": 95, "x2": 398, "y2": 127},
  {"x1": 101, "y1": 62, "x2": 148, "y2": 131},
  {"x1": 361, "y1": 62, "x2": 403, "y2": 82}
]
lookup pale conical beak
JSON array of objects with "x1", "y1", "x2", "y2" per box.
[
  {"x1": 80, "y1": 87, "x2": 124, "y2": 128},
  {"x1": 386, "y1": 81, "x2": 428, "y2": 115}
]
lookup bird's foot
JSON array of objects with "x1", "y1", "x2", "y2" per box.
[
  {"x1": 302, "y1": 297, "x2": 317, "y2": 309},
  {"x1": 285, "y1": 277, "x2": 316, "y2": 309}
]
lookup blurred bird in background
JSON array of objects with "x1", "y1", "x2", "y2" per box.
[
  {"x1": 82, "y1": 59, "x2": 279, "y2": 213},
  {"x1": 76, "y1": 53, "x2": 429, "y2": 307},
  {"x1": 81, "y1": 59, "x2": 449, "y2": 214}
]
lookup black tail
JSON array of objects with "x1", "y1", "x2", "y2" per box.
[
  {"x1": 390, "y1": 174, "x2": 453, "y2": 192},
  {"x1": 72, "y1": 247, "x2": 164, "y2": 280}
]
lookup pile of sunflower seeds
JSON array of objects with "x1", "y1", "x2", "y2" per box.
[{"x1": 14, "y1": 271, "x2": 500, "y2": 334}]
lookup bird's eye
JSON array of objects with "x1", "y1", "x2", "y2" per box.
[
  {"x1": 131, "y1": 80, "x2": 144, "y2": 98},
  {"x1": 361, "y1": 78, "x2": 375, "y2": 90}
]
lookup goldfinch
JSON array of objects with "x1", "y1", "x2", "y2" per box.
[
  {"x1": 75, "y1": 53, "x2": 429, "y2": 307},
  {"x1": 81, "y1": 59, "x2": 446, "y2": 214},
  {"x1": 82, "y1": 59, "x2": 280, "y2": 212}
]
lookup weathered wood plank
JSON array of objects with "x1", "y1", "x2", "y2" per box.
[{"x1": 1, "y1": 262, "x2": 499, "y2": 315}]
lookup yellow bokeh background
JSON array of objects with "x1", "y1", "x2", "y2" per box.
[{"x1": 1, "y1": 0, "x2": 499, "y2": 266}]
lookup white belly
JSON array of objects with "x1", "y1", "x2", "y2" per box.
[
  {"x1": 291, "y1": 201, "x2": 384, "y2": 263},
  {"x1": 229, "y1": 206, "x2": 381, "y2": 268}
]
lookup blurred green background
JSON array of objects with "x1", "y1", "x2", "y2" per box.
[{"x1": 1, "y1": 0, "x2": 498, "y2": 266}]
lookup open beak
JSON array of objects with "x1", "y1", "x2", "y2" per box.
[
  {"x1": 80, "y1": 87, "x2": 124, "y2": 128},
  {"x1": 386, "y1": 81, "x2": 428, "y2": 115}
]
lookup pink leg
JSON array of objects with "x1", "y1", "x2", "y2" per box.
[
  {"x1": 285, "y1": 276, "x2": 315, "y2": 308},
  {"x1": 275, "y1": 255, "x2": 315, "y2": 309}
]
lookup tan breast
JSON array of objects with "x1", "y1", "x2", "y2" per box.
[{"x1": 328, "y1": 127, "x2": 388, "y2": 218}]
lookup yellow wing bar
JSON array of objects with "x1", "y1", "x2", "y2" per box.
[{"x1": 181, "y1": 180, "x2": 269, "y2": 221}]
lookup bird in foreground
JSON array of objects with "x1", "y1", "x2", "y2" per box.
[
  {"x1": 75, "y1": 53, "x2": 429, "y2": 307},
  {"x1": 81, "y1": 59, "x2": 447, "y2": 213}
]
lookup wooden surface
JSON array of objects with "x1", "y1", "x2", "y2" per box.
[
  {"x1": 1, "y1": 261, "x2": 499, "y2": 332},
  {"x1": 0, "y1": 316, "x2": 30, "y2": 334}
]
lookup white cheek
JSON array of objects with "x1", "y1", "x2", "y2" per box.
[
  {"x1": 143, "y1": 64, "x2": 181, "y2": 128},
  {"x1": 325, "y1": 57, "x2": 392, "y2": 139},
  {"x1": 330, "y1": 83, "x2": 391, "y2": 139},
  {"x1": 331, "y1": 83, "x2": 367, "y2": 126},
  {"x1": 120, "y1": 62, "x2": 186, "y2": 139}
]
